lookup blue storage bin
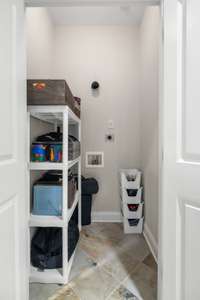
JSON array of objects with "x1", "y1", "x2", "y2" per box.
[{"x1": 32, "y1": 185, "x2": 62, "y2": 216}]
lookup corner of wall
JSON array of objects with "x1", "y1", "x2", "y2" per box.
[
  {"x1": 143, "y1": 222, "x2": 158, "y2": 263},
  {"x1": 26, "y1": 7, "x2": 56, "y2": 78},
  {"x1": 139, "y1": 5, "x2": 160, "y2": 250}
]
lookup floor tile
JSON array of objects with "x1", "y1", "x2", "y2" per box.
[
  {"x1": 142, "y1": 254, "x2": 157, "y2": 272},
  {"x1": 48, "y1": 285, "x2": 80, "y2": 300},
  {"x1": 96, "y1": 223, "x2": 125, "y2": 245},
  {"x1": 29, "y1": 283, "x2": 60, "y2": 300},
  {"x1": 101, "y1": 249, "x2": 140, "y2": 282},
  {"x1": 107, "y1": 285, "x2": 139, "y2": 300},
  {"x1": 79, "y1": 229, "x2": 117, "y2": 262},
  {"x1": 116, "y1": 234, "x2": 150, "y2": 262},
  {"x1": 123, "y1": 263, "x2": 157, "y2": 300},
  {"x1": 81, "y1": 223, "x2": 107, "y2": 235},
  {"x1": 29, "y1": 223, "x2": 157, "y2": 300},
  {"x1": 69, "y1": 265, "x2": 119, "y2": 300},
  {"x1": 69, "y1": 247, "x2": 97, "y2": 281}
]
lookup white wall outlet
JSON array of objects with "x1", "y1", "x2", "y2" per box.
[{"x1": 108, "y1": 120, "x2": 114, "y2": 129}]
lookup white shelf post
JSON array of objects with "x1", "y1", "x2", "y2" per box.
[
  {"x1": 62, "y1": 110, "x2": 68, "y2": 222},
  {"x1": 78, "y1": 121, "x2": 82, "y2": 231},
  {"x1": 62, "y1": 110, "x2": 69, "y2": 281}
]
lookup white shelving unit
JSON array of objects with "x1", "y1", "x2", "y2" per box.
[{"x1": 27, "y1": 105, "x2": 81, "y2": 284}]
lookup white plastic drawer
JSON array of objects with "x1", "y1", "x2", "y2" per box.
[
  {"x1": 123, "y1": 217, "x2": 144, "y2": 234},
  {"x1": 121, "y1": 202, "x2": 144, "y2": 219},
  {"x1": 120, "y1": 169, "x2": 141, "y2": 189},
  {"x1": 121, "y1": 187, "x2": 143, "y2": 204}
]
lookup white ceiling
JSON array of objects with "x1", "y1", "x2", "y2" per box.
[{"x1": 47, "y1": 5, "x2": 146, "y2": 26}]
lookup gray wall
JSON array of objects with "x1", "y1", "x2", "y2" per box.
[
  {"x1": 53, "y1": 25, "x2": 141, "y2": 214},
  {"x1": 26, "y1": 7, "x2": 55, "y2": 78},
  {"x1": 139, "y1": 6, "x2": 160, "y2": 244}
]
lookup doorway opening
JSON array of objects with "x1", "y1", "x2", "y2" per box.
[{"x1": 26, "y1": 2, "x2": 161, "y2": 299}]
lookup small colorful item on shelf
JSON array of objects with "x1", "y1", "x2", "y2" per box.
[
  {"x1": 49, "y1": 144, "x2": 62, "y2": 162},
  {"x1": 31, "y1": 143, "x2": 47, "y2": 162}
]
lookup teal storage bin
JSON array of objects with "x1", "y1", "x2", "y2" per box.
[{"x1": 32, "y1": 185, "x2": 62, "y2": 216}]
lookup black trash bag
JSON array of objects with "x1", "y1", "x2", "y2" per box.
[
  {"x1": 36, "y1": 131, "x2": 79, "y2": 145},
  {"x1": 36, "y1": 127, "x2": 62, "y2": 144},
  {"x1": 36, "y1": 170, "x2": 62, "y2": 184},
  {"x1": 31, "y1": 220, "x2": 79, "y2": 270},
  {"x1": 31, "y1": 227, "x2": 62, "y2": 270},
  {"x1": 72, "y1": 176, "x2": 99, "y2": 226},
  {"x1": 81, "y1": 177, "x2": 99, "y2": 195},
  {"x1": 36, "y1": 170, "x2": 76, "y2": 187},
  {"x1": 36, "y1": 131, "x2": 63, "y2": 144},
  {"x1": 68, "y1": 219, "x2": 79, "y2": 260}
]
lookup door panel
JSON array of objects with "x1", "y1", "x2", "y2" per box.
[
  {"x1": 0, "y1": 197, "x2": 18, "y2": 300},
  {"x1": 184, "y1": 0, "x2": 200, "y2": 159},
  {"x1": 0, "y1": 0, "x2": 27, "y2": 299},
  {"x1": 162, "y1": 0, "x2": 200, "y2": 299},
  {"x1": 176, "y1": 197, "x2": 200, "y2": 300},
  {"x1": 184, "y1": 200, "x2": 200, "y2": 299},
  {"x1": 0, "y1": 1, "x2": 15, "y2": 159}
]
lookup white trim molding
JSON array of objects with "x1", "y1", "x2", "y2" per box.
[
  {"x1": 26, "y1": 0, "x2": 160, "y2": 7},
  {"x1": 91, "y1": 211, "x2": 122, "y2": 223},
  {"x1": 143, "y1": 223, "x2": 158, "y2": 263}
]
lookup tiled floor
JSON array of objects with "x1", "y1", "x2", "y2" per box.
[{"x1": 30, "y1": 223, "x2": 157, "y2": 300}]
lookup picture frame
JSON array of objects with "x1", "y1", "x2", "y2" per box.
[{"x1": 86, "y1": 151, "x2": 104, "y2": 168}]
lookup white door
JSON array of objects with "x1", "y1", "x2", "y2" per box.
[
  {"x1": 0, "y1": 1, "x2": 27, "y2": 300},
  {"x1": 160, "y1": 0, "x2": 200, "y2": 299}
]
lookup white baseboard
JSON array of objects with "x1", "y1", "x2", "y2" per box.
[
  {"x1": 91, "y1": 211, "x2": 122, "y2": 223},
  {"x1": 143, "y1": 223, "x2": 158, "y2": 264}
]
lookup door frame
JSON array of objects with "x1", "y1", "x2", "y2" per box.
[
  {"x1": 24, "y1": 0, "x2": 163, "y2": 298},
  {"x1": 25, "y1": 0, "x2": 160, "y2": 7}
]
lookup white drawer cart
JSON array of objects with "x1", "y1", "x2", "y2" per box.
[
  {"x1": 27, "y1": 105, "x2": 81, "y2": 284},
  {"x1": 120, "y1": 169, "x2": 144, "y2": 234}
]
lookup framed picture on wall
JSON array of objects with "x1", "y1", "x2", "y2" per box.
[{"x1": 86, "y1": 152, "x2": 104, "y2": 168}]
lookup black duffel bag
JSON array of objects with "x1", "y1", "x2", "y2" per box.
[
  {"x1": 31, "y1": 227, "x2": 62, "y2": 270},
  {"x1": 31, "y1": 220, "x2": 79, "y2": 270}
]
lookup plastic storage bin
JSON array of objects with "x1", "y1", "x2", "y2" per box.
[
  {"x1": 32, "y1": 185, "x2": 62, "y2": 216},
  {"x1": 68, "y1": 135, "x2": 81, "y2": 160},
  {"x1": 120, "y1": 168, "x2": 143, "y2": 234},
  {"x1": 120, "y1": 169, "x2": 142, "y2": 189},
  {"x1": 123, "y1": 217, "x2": 144, "y2": 234},
  {"x1": 121, "y1": 187, "x2": 143, "y2": 204},
  {"x1": 32, "y1": 171, "x2": 77, "y2": 216},
  {"x1": 121, "y1": 202, "x2": 144, "y2": 219},
  {"x1": 27, "y1": 79, "x2": 81, "y2": 118}
]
